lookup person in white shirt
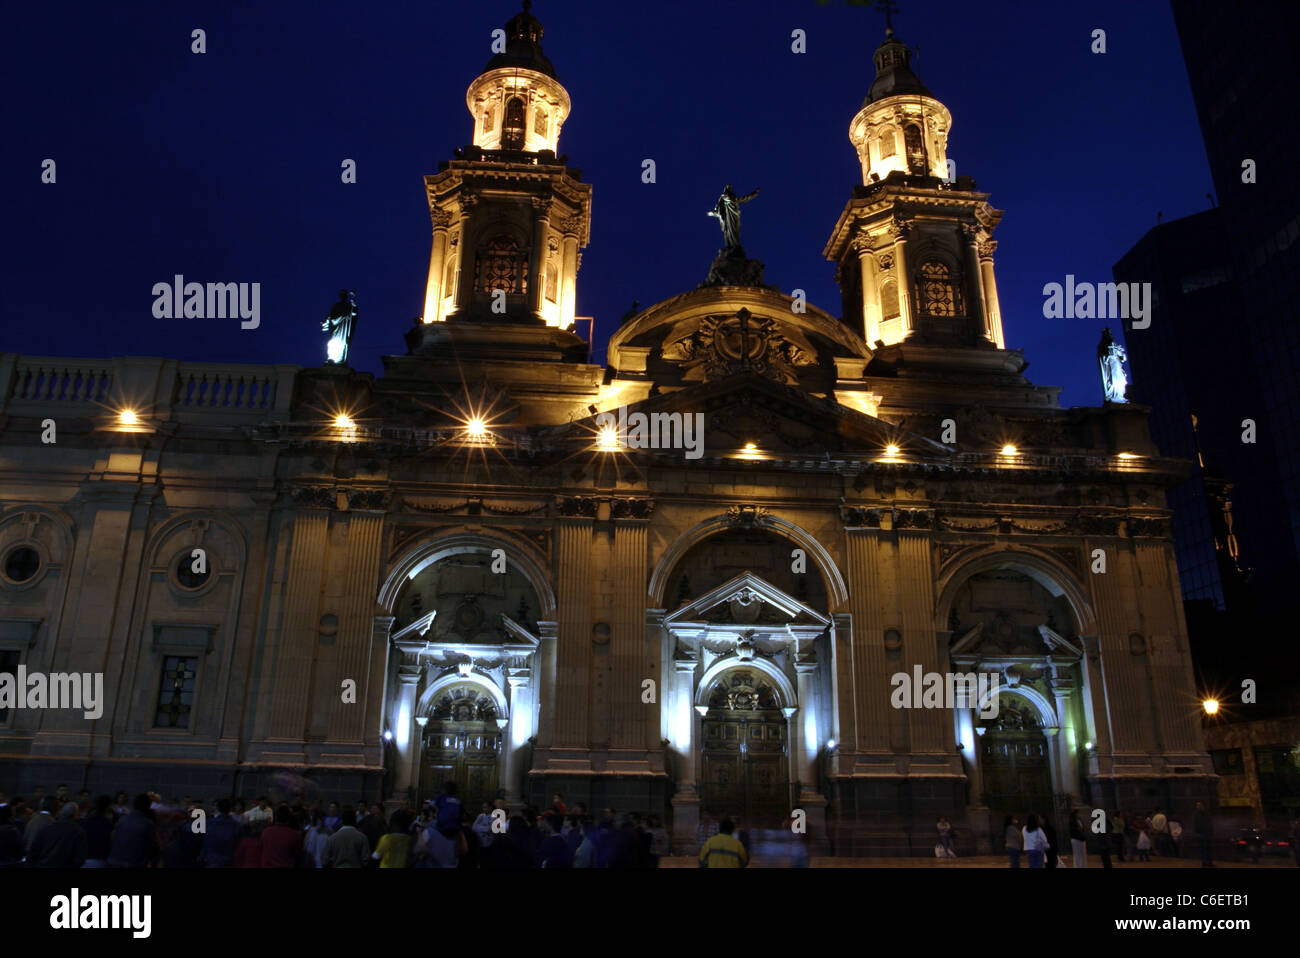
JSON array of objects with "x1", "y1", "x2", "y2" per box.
[
  {"x1": 1022, "y1": 813, "x2": 1048, "y2": 869},
  {"x1": 472, "y1": 802, "x2": 495, "y2": 848}
]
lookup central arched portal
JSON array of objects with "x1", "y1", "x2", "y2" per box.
[
  {"x1": 977, "y1": 696, "x2": 1053, "y2": 816},
  {"x1": 418, "y1": 683, "x2": 502, "y2": 812},
  {"x1": 699, "y1": 667, "x2": 790, "y2": 824}
]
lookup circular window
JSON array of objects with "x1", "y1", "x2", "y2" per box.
[
  {"x1": 3, "y1": 546, "x2": 41, "y2": 584},
  {"x1": 175, "y1": 551, "x2": 211, "y2": 590}
]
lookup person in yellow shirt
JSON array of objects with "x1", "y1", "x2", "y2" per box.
[
  {"x1": 372, "y1": 811, "x2": 414, "y2": 868},
  {"x1": 699, "y1": 819, "x2": 748, "y2": 868}
]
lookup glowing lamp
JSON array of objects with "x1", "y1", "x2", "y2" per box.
[
  {"x1": 117, "y1": 409, "x2": 139, "y2": 426},
  {"x1": 1000, "y1": 444, "x2": 1017, "y2": 456},
  {"x1": 1203, "y1": 699, "x2": 1219, "y2": 715}
]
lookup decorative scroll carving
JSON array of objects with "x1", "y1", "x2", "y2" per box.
[
  {"x1": 430, "y1": 207, "x2": 453, "y2": 229},
  {"x1": 609, "y1": 498, "x2": 655, "y2": 519},
  {"x1": 894, "y1": 508, "x2": 933, "y2": 530},
  {"x1": 841, "y1": 506, "x2": 883, "y2": 528},
  {"x1": 347, "y1": 489, "x2": 390, "y2": 511},
  {"x1": 557, "y1": 214, "x2": 583, "y2": 235},
  {"x1": 555, "y1": 496, "x2": 599, "y2": 518},
  {"x1": 290, "y1": 486, "x2": 335, "y2": 509},
  {"x1": 1127, "y1": 517, "x2": 1172, "y2": 538},
  {"x1": 659, "y1": 308, "x2": 816, "y2": 385}
]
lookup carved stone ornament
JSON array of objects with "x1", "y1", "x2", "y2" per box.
[
  {"x1": 609, "y1": 497, "x2": 655, "y2": 519},
  {"x1": 725, "y1": 504, "x2": 769, "y2": 528},
  {"x1": 558, "y1": 214, "x2": 583, "y2": 235},
  {"x1": 555, "y1": 496, "x2": 599, "y2": 518},
  {"x1": 430, "y1": 207, "x2": 453, "y2": 230},
  {"x1": 659, "y1": 309, "x2": 816, "y2": 385}
]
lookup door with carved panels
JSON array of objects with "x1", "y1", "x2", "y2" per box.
[
  {"x1": 417, "y1": 684, "x2": 501, "y2": 811},
  {"x1": 979, "y1": 704, "x2": 1053, "y2": 814},
  {"x1": 699, "y1": 669, "x2": 789, "y2": 825}
]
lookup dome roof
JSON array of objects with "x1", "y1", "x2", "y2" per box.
[
  {"x1": 482, "y1": 1, "x2": 558, "y2": 80},
  {"x1": 863, "y1": 31, "x2": 933, "y2": 106}
]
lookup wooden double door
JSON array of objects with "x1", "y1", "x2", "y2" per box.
[
  {"x1": 418, "y1": 720, "x2": 500, "y2": 812},
  {"x1": 700, "y1": 709, "x2": 790, "y2": 825},
  {"x1": 979, "y1": 728, "x2": 1054, "y2": 814}
]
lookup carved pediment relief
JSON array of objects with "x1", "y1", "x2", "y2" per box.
[{"x1": 660, "y1": 309, "x2": 818, "y2": 385}]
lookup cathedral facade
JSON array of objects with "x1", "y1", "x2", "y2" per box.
[{"x1": 0, "y1": 6, "x2": 1214, "y2": 854}]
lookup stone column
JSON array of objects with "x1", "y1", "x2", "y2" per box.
[
  {"x1": 535, "y1": 621, "x2": 558, "y2": 748},
  {"x1": 327, "y1": 510, "x2": 385, "y2": 744},
  {"x1": 794, "y1": 652, "x2": 828, "y2": 839},
  {"x1": 854, "y1": 232, "x2": 882, "y2": 345},
  {"x1": 267, "y1": 509, "x2": 329, "y2": 742},
  {"x1": 977, "y1": 236, "x2": 1005, "y2": 349},
  {"x1": 890, "y1": 217, "x2": 915, "y2": 337},
  {"x1": 845, "y1": 522, "x2": 889, "y2": 753},
  {"x1": 669, "y1": 647, "x2": 700, "y2": 849},
  {"x1": 421, "y1": 209, "x2": 453, "y2": 322},
  {"x1": 529, "y1": 198, "x2": 551, "y2": 317},
  {"x1": 559, "y1": 215, "x2": 581, "y2": 330},
  {"x1": 611, "y1": 507, "x2": 651, "y2": 750},
  {"x1": 898, "y1": 519, "x2": 947, "y2": 758},
  {"x1": 392, "y1": 663, "x2": 422, "y2": 802},
  {"x1": 502, "y1": 668, "x2": 530, "y2": 807},
  {"x1": 553, "y1": 511, "x2": 593, "y2": 755},
  {"x1": 960, "y1": 223, "x2": 991, "y2": 344}
]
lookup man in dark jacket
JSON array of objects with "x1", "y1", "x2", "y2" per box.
[
  {"x1": 29, "y1": 803, "x2": 87, "y2": 868},
  {"x1": 200, "y1": 799, "x2": 244, "y2": 868},
  {"x1": 1194, "y1": 802, "x2": 1214, "y2": 867},
  {"x1": 108, "y1": 794, "x2": 159, "y2": 868}
]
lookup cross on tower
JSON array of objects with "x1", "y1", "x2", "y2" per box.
[{"x1": 875, "y1": 0, "x2": 900, "y2": 35}]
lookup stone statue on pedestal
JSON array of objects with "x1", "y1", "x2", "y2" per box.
[
  {"x1": 323, "y1": 289, "x2": 357, "y2": 365},
  {"x1": 1098, "y1": 327, "x2": 1128, "y2": 403}
]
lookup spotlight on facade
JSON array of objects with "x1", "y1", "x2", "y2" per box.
[
  {"x1": 117, "y1": 408, "x2": 139, "y2": 427},
  {"x1": 464, "y1": 417, "x2": 490, "y2": 442},
  {"x1": 826, "y1": 738, "x2": 837, "y2": 750},
  {"x1": 415, "y1": 716, "x2": 428, "y2": 728},
  {"x1": 383, "y1": 730, "x2": 393, "y2": 741},
  {"x1": 885, "y1": 444, "x2": 900, "y2": 457},
  {"x1": 1000, "y1": 444, "x2": 1017, "y2": 456},
  {"x1": 738, "y1": 442, "x2": 760, "y2": 460},
  {"x1": 1084, "y1": 741, "x2": 1094, "y2": 750},
  {"x1": 597, "y1": 422, "x2": 620, "y2": 451},
  {"x1": 1117, "y1": 452, "x2": 1138, "y2": 459},
  {"x1": 334, "y1": 414, "x2": 355, "y2": 430},
  {"x1": 1203, "y1": 698, "x2": 1220, "y2": 715}
]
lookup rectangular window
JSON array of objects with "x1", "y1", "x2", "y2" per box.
[{"x1": 155, "y1": 655, "x2": 198, "y2": 729}]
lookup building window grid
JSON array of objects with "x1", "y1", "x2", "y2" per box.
[{"x1": 155, "y1": 655, "x2": 198, "y2": 729}]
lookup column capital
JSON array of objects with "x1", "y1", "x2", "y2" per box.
[
  {"x1": 430, "y1": 207, "x2": 453, "y2": 231},
  {"x1": 977, "y1": 237, "x2": 998, "y2": 261}
]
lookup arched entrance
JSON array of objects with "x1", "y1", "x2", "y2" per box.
[
  {"x1": 419, "y1": 682, "x2": 502, "y2": 811},
  {"x1": 978, "y1": 696, "x2": 1053, "y2": 816},
  {"x1": 699, "y1": 666, "x2": 790, "y2": 825}
]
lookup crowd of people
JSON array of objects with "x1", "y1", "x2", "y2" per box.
[
  {"x1": 0, "y1": 782, "x2": 679, "y2": 869},
  {"x1": 998, "y1": 804, "x2": 1218, "y2": 868}
]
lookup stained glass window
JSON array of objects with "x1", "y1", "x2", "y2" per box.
[
  {"x1": 919, "y1": 261, "x2": 963, "y2": 316},
  {"x1": 156, "y1": 656, "x2": 198, "y2": 728},
  {"x1": 476, "y1": 235, "x2": 526, "y2": 294}
]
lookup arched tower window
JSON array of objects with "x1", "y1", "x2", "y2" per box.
[
  {"x1": 880, "y1": 278, "x2": 900, "y2": 320},
  {"x1": 534, "y1": 107, "x2": 548, "y2": 139},
  {"x1": 502, "y1": 97, "x2": 526, "y2": 150},
  {"x1": 904, "y1": 123, "x2": 926, "y2": 173},
  {"x1": 918, "y1": 260, "x2": 964, "y2": 317},
  {"x1": 879, "y1": 128, "x2": 896, "y2": 159},
  {"x1": 475, "y1": 235, "x2": 527, "y2": 294}
]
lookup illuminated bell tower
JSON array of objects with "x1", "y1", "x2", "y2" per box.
[
  {"x1": 418, "y1": 1, "x2": 591, "y2": 329},
  {"x1": 824, "y1": 26, "x2": 1007, "y2": 351}
]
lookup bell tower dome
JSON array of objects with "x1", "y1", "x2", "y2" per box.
[
  {"x1": 824, "y1": 26, "x2": 1007, "y2": 353},
  {"x1": 465, "y1": 0, "x2": 571, "y2": 154}
]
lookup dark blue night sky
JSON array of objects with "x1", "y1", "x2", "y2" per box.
[{"x1": 5, "y1": 0, "x2": 1210, "y2": 409}]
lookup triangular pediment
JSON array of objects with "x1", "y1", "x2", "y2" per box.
[
  {"x1": 666, "y1": 571, "x2": 831, "y2": 629},
  {"x1": 950, "y1": 621, "x2": 1083, "y2": 661}
]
